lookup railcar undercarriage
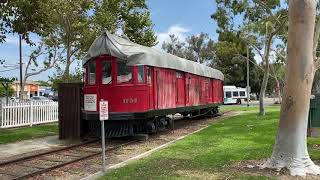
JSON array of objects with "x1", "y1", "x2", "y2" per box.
[{"x1": 82, "y1": 106, "x2": 219, "y2": 138}]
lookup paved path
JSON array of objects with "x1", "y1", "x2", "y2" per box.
[
  {"x1": 0, "y1": 135, "x2": 69, "y2": 159},
  {"x1": 239, "y1": 97, "x2": 278, "y2": 106}
]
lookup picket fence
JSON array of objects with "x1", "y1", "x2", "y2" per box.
[{"x1": 1, "y1": 101, "x2": 58, "y2": 128}]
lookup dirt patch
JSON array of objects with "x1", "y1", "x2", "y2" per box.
[
  {"x1": 230, "y1": 159, "x2": 320, "y2": 179},
  {"x1": 175, "y1": 169, "x2": 223, "y2": 179}
]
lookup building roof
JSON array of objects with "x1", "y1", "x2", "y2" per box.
[
  {"x1": 83, "y1": 31, "x2": 224, "y2": 80},
  {"x1": 13, "y1": 80, "x2": 39, "y2": 85}
]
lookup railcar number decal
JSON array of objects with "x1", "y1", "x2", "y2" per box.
[{"x1": 123, "y1": 97, "x2": 138, "y2": 104}]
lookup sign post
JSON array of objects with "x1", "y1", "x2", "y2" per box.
[{"x1": 99, "y1": 100, "x2": 108, "y2": 172}]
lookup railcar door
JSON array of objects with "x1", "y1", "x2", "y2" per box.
[
  {"x1": 98, "y1": 56, "x2": 114, "y2": 110},
  {"x1": 147, "y1": 66, "x2": 154, "y2": 110},
  {"x1": 176, "y1": 71, "x2": 185, "y2": 106},
  {"x1": 83, "y1": 59, "x2": 99, "y2": 112}
]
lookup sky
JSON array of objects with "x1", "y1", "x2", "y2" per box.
[{"x1": 0, "y1": 0, "x2": 219, "y2": 81}]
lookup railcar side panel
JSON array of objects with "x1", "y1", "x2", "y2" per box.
[
  {"x1": 154, "y1": 68, "x2": 177, "y2": 109},
  {"x1": 212, "y1": 79, "x2": 223, "y2": 103},
  {"x1": 186, "y1": 74, "x2": 201, "y2": 106},
  {"x1": 176, "y1": 71, "x2": 186, "y2": 107},
  {"x1": 209, "y1": 79, "x2": 213, "y2": 103},
  {"x1": 200, "y1": 77, "x2": 210, "y2": 104}
]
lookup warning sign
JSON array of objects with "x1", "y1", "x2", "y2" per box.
[{"x1": 99, "y1": 100, "x2": 109, "y2": 121}]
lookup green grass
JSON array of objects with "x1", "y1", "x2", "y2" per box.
[
  {"x1": 220, "y1": 104, "x2": 281, "y2": 112},
  {"x1": 101, "y1": 106, "x2": 320, "y2": 179},
  {"x1": 0, "y1": 123, "x2": 58, "y2": 144}
]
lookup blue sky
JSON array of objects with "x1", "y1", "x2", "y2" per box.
[{"x1": 0, "y1": 0, "x2": 219, "y2": 81}]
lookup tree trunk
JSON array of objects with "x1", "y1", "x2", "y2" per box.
[
  {"x1": 259, "y1": 61, "x2": 269, "y2": 115},
  {"x1": 276, "y1": 79, "x2": 282, "y2": 104},
  {"x1": 21, "y1": 77, "x2": 27, "y2": 100},
  {"x1": 259, "y1": 23, "x2": 276, "y2": 115},
  {"x1": 262, "y1": 0, "x2": 320, "y2": 176},
  {"x1": 63, "y1": 40, "x2": 71, "y2": 82}
]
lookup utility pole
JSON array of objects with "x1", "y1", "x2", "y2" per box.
[
  {"x1": 19, "y1": 34, "x2": 23, "y2": 101},
  {"x1": 246, "y1": 47, "x2": 250, "y2": 107}
]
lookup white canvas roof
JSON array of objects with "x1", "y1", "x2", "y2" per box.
[{"x1": 83, "y1": 31, "x2": 224, "y2": 80}]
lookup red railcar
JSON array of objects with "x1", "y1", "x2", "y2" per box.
[{"x1": 82, "y1": 32, "x2": 224, "y2": 137}]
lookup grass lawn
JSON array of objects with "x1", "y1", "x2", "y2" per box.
[
  {"x1": 0, "y1": 123, "x2": 58, "y2": 145},
  {"x1": 101, "y1": 106, "x2": 320, "y2": 179}
]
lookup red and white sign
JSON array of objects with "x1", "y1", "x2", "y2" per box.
[{"x1": 99, "y1": 100, "x2": 109, "y2": 121}]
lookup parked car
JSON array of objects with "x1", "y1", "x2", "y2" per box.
[
  {"x1": 51, "y1": 95, "x2": 58, "y2": 102},
  {"x1": 30, "y1": 96, "x2": 52, "y2": 102}
]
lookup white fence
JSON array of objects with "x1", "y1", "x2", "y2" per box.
[{"x1": 1, "y1": 101, "x2": 58, "y2": 128}]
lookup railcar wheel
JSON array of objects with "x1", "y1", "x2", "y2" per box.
[
  {"x1": 237, "y1": 99, "x2": 242, "y2": 104},
  {"x1": 158, "y1": 117, "x2": 168, "y2": 131},
  {"x1": 146, "y1": 121, "x2": 156, "y2": 134},
  {"x1": 181, "y1": 112, "x2": 190, "y2": 117},
  {"x1": 165, "y1": 117, "x2": 173, "y2": 128}
]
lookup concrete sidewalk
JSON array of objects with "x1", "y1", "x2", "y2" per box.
[{"x1": 0, "y1": 135, "x2": 69, "y2": 159}]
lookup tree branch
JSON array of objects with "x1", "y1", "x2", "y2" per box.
[
  {"x1": 253, "y1": 0, "x2": 273, "y2": 16},
  {"x1": 313, "y1": 18, "x2": 320, "y2": 62},
  {"x1": 25, "y1": 44, "x2": 60, "y2": 79},
  {"x1": 236, "y1": 54, "x2": 277, "y2": 79}
]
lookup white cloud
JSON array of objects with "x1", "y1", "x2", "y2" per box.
[
  {"x1": 3, "y1": 35, "x2": 18, "y2": 45},
  {"x1": 154, "y1": 24, "x2": 191, "y2": 50}
]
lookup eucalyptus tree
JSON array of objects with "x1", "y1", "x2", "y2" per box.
[
  {"x1": 162, "y1": 34, "x2": 186, "y2": 58},
  {"x1": 162, "y1": 33, "x2": 215, "y2": 64},
  {"x1": 261, "y1": 0, "x2": 320, "y2": 176},
  {"x1": 212, "y1": 0, "x2": 288, "y2": 115},
  {"x1": 185, "y1": 33, "x2": 215, "y2": 64}
]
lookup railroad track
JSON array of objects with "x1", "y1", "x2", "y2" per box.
[{"x1": 0, "y1": 139, "x2": 137, "y2": 180}]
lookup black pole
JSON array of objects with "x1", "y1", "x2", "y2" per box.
[
  {"x1": 5, "y1": 83, "x2": 8, "y2": 105},
  {"x1": 246, "y1": 47, "x2": 250, "y2": 107},
  {"x1": 19, "y1": 34, "x2": 23, "y2": 100},
  {"x1": 1, "y1": 82, "x2": 8, "y2": 105}
]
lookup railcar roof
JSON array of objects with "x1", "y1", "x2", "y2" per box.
[{"x1": 83, "y1": 31, "x2": 224, "y2": 80}]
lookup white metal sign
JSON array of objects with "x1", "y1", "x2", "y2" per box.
[
  {"x1": 84, "y1": 94, "x2": 97, "y2": 111},
  {"x1": 99, "y1": 100, "x2": 109, "y2": 121}
]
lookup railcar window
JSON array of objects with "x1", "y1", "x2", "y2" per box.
[
  {"x1": 102, "y1": 61, "x2": 112, "y2": 84},
  {"x1": 89, "y1": 61, "x2": 96, "y2": 84},
  {"x1": 147, "y1": 67, "x2": 151, "y2": 84},
  {"x1": 233, "y1": 91, "x2": 239, "y2": 97},
  {"x1": 138, "y1": 66, "x2": 145, "y2": 83},
  {"x1": 226, "y1": 91, "x2": 232, "y2": 98},
  {"x1": 117, "y1": 61, "x2": 132, "y2": 83},
  {"x1": 240, "y1": 91, "x2": 246, "y2": 97},
  {"x1": 176, "y1": 71, "x2": 183, "y2": 78}
]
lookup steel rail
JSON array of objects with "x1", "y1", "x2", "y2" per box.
[
  {"x1": 0, "y1": 139, "x2": 99, "y2": 167},
  {"x1": 13, "y1": 140, "x2": 137, "y2": 180}
]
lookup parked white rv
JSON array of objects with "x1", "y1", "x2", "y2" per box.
[{"x1": 223, "y1": 86, "x2": 248, "y2": 104}]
